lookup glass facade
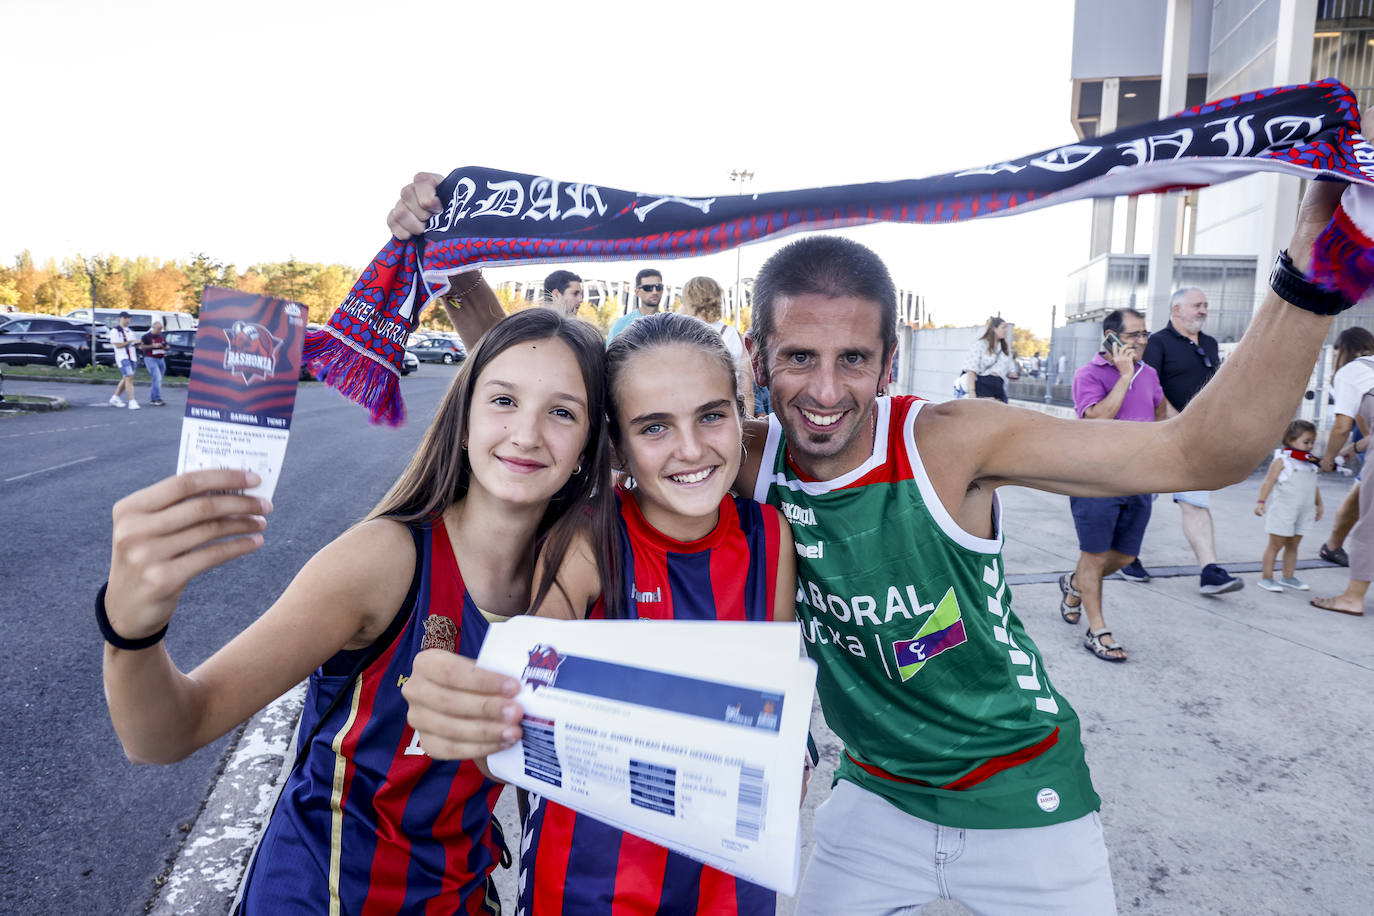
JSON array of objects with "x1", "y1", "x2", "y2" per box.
[
  {"x1": 1314, "y1": 0, "x2": 1374, "y2": 108},
  {"x1": 1208, "y1": 0, "x2": 1282, "y2": 99},
  {"x1": 1065, "y1": 253, "x2": 1257, "y2": 341}
]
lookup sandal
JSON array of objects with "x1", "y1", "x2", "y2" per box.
[
  {"x1": 1058, "y1": 572, "x2": 1081, "y2": 625},
  {"x1": 1319, "y1": 544, "x2": 1350, "y2": 567},
  {"x1": 1309, "y1": 595, "x2": 1364, "y2": 616},
  {"x1": 1084, "y1": 627, "x2": 1127, "y2": 662}
]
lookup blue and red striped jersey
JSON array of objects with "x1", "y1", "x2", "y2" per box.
[
  {"x1": 518, "y1": 491, "x2": 781, "y2": 916},
  {"x1": 239, "y1": 521, "x2": 505, "y2": 915}
]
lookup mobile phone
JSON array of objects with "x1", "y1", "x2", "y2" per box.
[{"x1": 1103, "y1": 331, "x2": 1125, "y2": 351}]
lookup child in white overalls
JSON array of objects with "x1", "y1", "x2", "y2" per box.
[{"x1": 1255, "y1": 419, "x2": 1324, "y2": 591}]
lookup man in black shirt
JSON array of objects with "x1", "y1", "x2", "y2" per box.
[{"x1": 1140, "y1": 287, "x2": 1244, "y2": 595}]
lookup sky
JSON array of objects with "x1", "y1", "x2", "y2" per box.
[{"x1": 0, "y1": 0, "x2": 1111, "y2": 336}]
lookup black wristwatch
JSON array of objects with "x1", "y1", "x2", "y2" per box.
[{"x1": 1269, "y1": 249, "x2": 1352, "y2": 315}]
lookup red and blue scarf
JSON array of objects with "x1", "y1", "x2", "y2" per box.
[{"x1": 305, "y1": 78, "x2": 1374, "y2": 424}]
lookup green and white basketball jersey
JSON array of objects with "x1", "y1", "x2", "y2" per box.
[{"x1": 753, "y1": 396, "x2": 1099, "y2": 828}]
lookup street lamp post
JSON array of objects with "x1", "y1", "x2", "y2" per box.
[{"x1": 728, "y1": 169, "x2": 754, "y2": 324}]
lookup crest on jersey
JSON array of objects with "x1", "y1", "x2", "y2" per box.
[
  {"x1": 891, "y1": 587, "x2": 967, "y2": 681},
  {"x1": 420, "y1": 614, "x2": 458, "y2": 653},
  {"x1": 222, "y1": 320, "x2": 284, "y2": 385},
  {"x1": 523, "y1": 644, "x2": 566, "y2": 690}
]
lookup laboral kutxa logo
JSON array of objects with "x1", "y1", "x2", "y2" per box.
[
  {"x1": 222, "y1": 320, "x2": 284, "y2": 385},
  {"x1": 523, "y1": 644, "x2": 566, "y2": 691},
  {"x1": 891, "y1": 587, "x2": 967, "y2": 681}
]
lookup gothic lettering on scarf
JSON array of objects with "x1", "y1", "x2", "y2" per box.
[
  {"x1": 956, "y1": 113, "x2": 1331, "y2": 181},
  {"x1": 426, "y1": 176, "x2": 717, "y2": 233}
]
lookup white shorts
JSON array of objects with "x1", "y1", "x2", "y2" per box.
[
  {"x1": 1172, "y1": 489, "x2": 1211, "y2": 509},
  {"x1": 797, "y1": 780, "x2": 1117, "y2": 915}
]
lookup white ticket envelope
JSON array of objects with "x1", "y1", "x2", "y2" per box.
[{"x1": 478, "y1": 616, "x2": 818, "y2": 895}]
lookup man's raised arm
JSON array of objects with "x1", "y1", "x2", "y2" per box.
[
  {"x1": 956, "y1": 176, "x2": 1353, "y2": 499},
  {"x1": 387, "y1": 171, "x2": 506, "y2": 349}
]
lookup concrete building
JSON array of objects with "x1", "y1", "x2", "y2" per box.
[
  {"x1": 1066, "y1": 2, "x2": 1374, "y2": 329},
  {"x1": 1057, "y1": 0, "x2": 1374, "y2": 417}
]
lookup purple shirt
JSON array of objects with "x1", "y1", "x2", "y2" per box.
[{"x1": 1072, "y1": 353, "x2": 1163, "y2": 422}]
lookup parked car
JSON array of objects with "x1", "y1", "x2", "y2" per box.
[
  {"x1": 163, "y1": 329, "x2": 198, "y2": 376},
  {"x1": 65, "y1": 307, "x2": 196, "y2": 331},
  {"x1": 0, "y1": 314, "x2": 95, "y2": 369},
  {"x1": 81, "y1": 309, "x2": 197, "y2": 366},
  {"x1": 401, "y1": 350, "x2": 419, "y2": 375},
  {"x1": 410, "y1": 336, "x2": 466, "y2": 364}
]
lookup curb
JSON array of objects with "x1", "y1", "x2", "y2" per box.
[
  {"x1": 0, "y1": 394, "x2": 70, "y2": 413},
  {"x1": 1, "y1": 372, "x2": 189, "y2": 387},
  {"x1": 148, "y1": 684, "x2": 306, "y2": 915}
]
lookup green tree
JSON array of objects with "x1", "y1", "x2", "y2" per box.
[
  {"x1": 183, "y1": 253, "x2": 236, "y2": 315},
  {"x1": 306, "y1": 264, "x2": 356, "y2": 325},
  {"x1": 1011, "y1": 326, "x2": 1050, "y2": 359},
  {"x1": 35, "y1": 259, "x2": 90, "y2": 314},
  {"x1": 88, "y1": 255, "x2": 133, "y2": 312}
]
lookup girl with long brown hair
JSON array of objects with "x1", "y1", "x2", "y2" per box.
[
  {"x1": 101, "y1": 308, "x2": 614, "y2": 915},
  {"x1": 404, "y1": 311, "x2": 798, "y2": 914}
]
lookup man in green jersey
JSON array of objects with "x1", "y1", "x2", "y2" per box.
[{"x1": 391, "y1": 173, "x2": 1349, "y2": 912}]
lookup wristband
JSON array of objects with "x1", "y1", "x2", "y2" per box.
[
  {"x1": 95, "y1": 581, "x2": 167, "y2": 651},
  {"x1": 1269, "y1": 249, "x2": 1352, "y2": 316},
  {"x1": 1257, "y1": 499, "x2": 1266, "y2": 504},
  {"x1": 442, "y1": 270, "x2": 485, "y2": 307}
]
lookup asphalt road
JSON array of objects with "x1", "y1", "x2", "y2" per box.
[{"x1": 0, "y1": 364, "x2": 461, "y2": 915}]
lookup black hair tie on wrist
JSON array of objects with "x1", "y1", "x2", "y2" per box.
[{"x1": 95, "y1": 581, "x2": 168, "y2": 650}]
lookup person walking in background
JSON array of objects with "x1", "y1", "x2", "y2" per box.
[
  {"x1": 1255, "y1": 420, "x2": 1323, "y2": 592},
  {"x1": 962, "y1": 316, "x2": 1018, "y2": 402},
  {"x1": 1311, "y1": 387, "x2": 1374, "y2": 617},
  {"x1": 1058, "y1": 309, "x2": 1164, "y2": 662},
  {"x1": 1141, "y1": 287, "x2": 1244, "y2": 595},
  {"x1": 107, "y1": 311, "x2": 140, "y2": 410},
  {"x1": 140, "y1": 320, "x2": 167, "y2": 406},
  {"x1": 678, "y1": 275, "x2": 755, "y2": 415},
  {"x1": 542, "y1": 269, "x2": 583, "y2": 318},
  {"x1": 607, "y1": 268, "x2": 664, "y2": 341},
  {"x1": 1317, "y1": 327, "x2": 1374, "y2": 566}
]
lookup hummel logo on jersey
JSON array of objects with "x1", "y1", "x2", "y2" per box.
[
  {"x1": 633, "y1": 586, "x2": 662, "y2": 603},
  {"x1": 795, "y1": 541, "x2": 825, "y2": 559},
  {"x1": 780, "y1": 501, "x2": 816, "y2": 526}
]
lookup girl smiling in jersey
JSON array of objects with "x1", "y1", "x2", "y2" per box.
[
  {"x1": 101, "y1": 309, "x2": 613, "y2": 915},
  {"x1": 406, "y1": 311, "x2": 797, "y2": 915}
]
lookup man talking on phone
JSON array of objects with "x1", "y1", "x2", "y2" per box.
[
  {"x1": 1143, "y1": 287, "x2": 1245, "y2": 595},
  {"x1": 1059, "y1": 309, "x2": 1165, "y2": 662}
]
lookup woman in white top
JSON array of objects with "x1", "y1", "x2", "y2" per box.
[
  {"x1": 679, "y1": 275, "x2": 754, "y2": 415},
  {"x1": 1316, "y1": 326, "x2": 1374, "y2": 566},
  {"x1": 963, "y1": 315, "x2": 1019, "y2": 402}
]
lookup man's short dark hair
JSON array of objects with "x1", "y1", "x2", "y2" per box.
[
  {"x1": 634, "y1": 268, "x2": 662, "y2": 287},
  {"x1": 544, "y1": 270, "x2": 581, "y2": 298},
  {"x1": 750, "y1": 236, "x2": 896, "y2": 371},
  {"x1": 1102, "y1": 308, "x2": 1143, "y2": 336}
]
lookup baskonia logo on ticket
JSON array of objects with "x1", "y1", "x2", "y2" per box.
[
  {"x1": 523, "y1": 644, "x2": 566, "y2": 690},
  {"x1": 222, "y1": 320, "x2": 284, "y2": 385}
]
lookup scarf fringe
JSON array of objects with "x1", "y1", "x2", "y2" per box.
[
  {"x1": 303, "y1": 327, "x2": 405, "y2": 427},
  {"x1": 1311, "y1": 202, "x2": 1374, "y2": 302}
]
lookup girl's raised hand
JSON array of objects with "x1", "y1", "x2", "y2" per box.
[
  {"x1": 106, "y1": 469, "x2": 270, "y2": 642},
  {"x1": 403, "y1": 649, "x2": 524, "y2": 761}
]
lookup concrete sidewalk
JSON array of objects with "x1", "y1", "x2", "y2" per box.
[{"x1": 155, "y1": 469, "x2": 1374, "y2": 915}]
